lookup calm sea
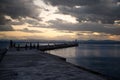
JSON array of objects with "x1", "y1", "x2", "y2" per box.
[
  {"x1": 47, "y1": 44, "x2": 120, "y2": 80},
  {"x1": 0, "y1": 41, "x2": 10, "y2": 49}
]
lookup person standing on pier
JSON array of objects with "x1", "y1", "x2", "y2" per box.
[{"x1": 10, "y1": 40, "x2": 13, "y2": 48}]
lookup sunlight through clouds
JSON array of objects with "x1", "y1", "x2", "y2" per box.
[
  {"x1": 0, "y1": 0, "x2": 120, "y2": 40},
  {"x1": 34, "y1": 0, "x2": 78, "y2": 24}
]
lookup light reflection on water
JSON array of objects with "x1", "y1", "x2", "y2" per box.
[{"x1": 47, "y1": 44, "x2": 120, "y2": 80}]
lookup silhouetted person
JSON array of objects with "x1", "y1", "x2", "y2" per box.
[
  {"x1": 13, "y1": 43, "x2": 16, "y2": 48},
  {"x1": 25, "y1": 43, "x2": 28, "y2": 50},
  {"x1": 33, "y1": 44, "x2": 35, "y2": 48},
  {"x1": 10, "y1": 40, "x2": 13, "y2": 48},
  {"x1": 17, "y1": 44, "x2": 20, "y2": 51},
  {"x1": 30, "y1": 42, "x2": 32, "y2": 49},
  {"x1": 48, "y1": 43, "x2": 50, "y2": 46},
  {"x1": 37, "y1": 42, "x2": 39, "y2": 49}
]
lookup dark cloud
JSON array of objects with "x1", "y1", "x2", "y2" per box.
[
  {"x1": 10, "y1": 21, "x2": 25, "y2": 25},
  {"x1": 0, "y1": 15, "x2": 11, "y2": 25},
  {"x1": 47, "y1": 19, "x2": 120, "y2": 35},
  {"x1": 19, "y1": 28, "x2": 42, "y2": 33},
  {"x1": 44, "y1": 0, "x2": 101, "y2": 6},
  {"x1": 0, "y1": 25, "x2": 14, "y2": 31},
  {"x1": 45, "y1": 0, "x2": 120, "y2": 24},
  {"x1": 0, "y1": 0, "x2": 40, "y2": 25}
]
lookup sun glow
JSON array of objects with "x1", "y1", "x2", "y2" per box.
[
  {"x1": 0, "y1": 23, "x2": 77, "y2": 40},
  {"x1": 34, "y1": 0, "x2": 78, "y2": 24},
  {"x1": 0, "y1": 0, "x2": 79, "y2": 40}
]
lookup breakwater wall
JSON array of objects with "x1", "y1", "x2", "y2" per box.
[{"x1": 9, "y1": 40, "x2": 79, "y2": 51}]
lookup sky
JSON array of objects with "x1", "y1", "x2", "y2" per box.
[{"x1": 0, "y1": 0, "x2": 120, "y2": 40}]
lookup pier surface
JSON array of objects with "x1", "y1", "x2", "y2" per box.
[{"x1": 0, "y1": 49, "x2": 106, "y2": 80}]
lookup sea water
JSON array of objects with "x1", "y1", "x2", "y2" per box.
[
  {"x1": 0, "y1": 40, "x2": 10, "y2": 49},
  {"x1": 47, "y1": 44, "x2": 120, "y2": 80}
]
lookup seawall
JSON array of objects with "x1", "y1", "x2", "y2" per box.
[{"x1": 0, "y1": 49, "x2": 107, "y2": 80}]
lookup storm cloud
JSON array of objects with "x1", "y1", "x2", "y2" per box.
[
  {"x1": 0, "y1": 0, "x2": 40, "y2": 25},
  {"x1": 0, "y1": 0, "x2": 120, "y2": 40},
  {"x1": 0, "y1": 25, "x2": 14, "y2": 31},
  {"x1": 45, "y1": 0, "x2": 120, "y2": 24},
  {"x1": 48, "y1": 19, "x2": 120, "y2": 35},
  {"x1": 19, "y1": 28, "x2": 42, "y2": 33}
]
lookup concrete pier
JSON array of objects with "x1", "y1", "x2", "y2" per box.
[
  {"x1": 0, "y1": 49, "x2": 106, "y2": 80},
  {"x1": 38, "y1": 43, "x2": 79, "y2": 51},
  {"x1": 13, "y1": 42, "x2": 79, "y2": 51}
]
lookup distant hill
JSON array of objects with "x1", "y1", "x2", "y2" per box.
[
  {"x1": 78, "y1": 40, "x2": 120, "y2": 44},
  {"x1": 0, "y1": 39, "x2": 120, "y2": 44}
]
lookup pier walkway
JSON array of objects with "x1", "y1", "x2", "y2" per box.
[{"x1": 0, "y1": 49, "x2": 106, "y2": 80}]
